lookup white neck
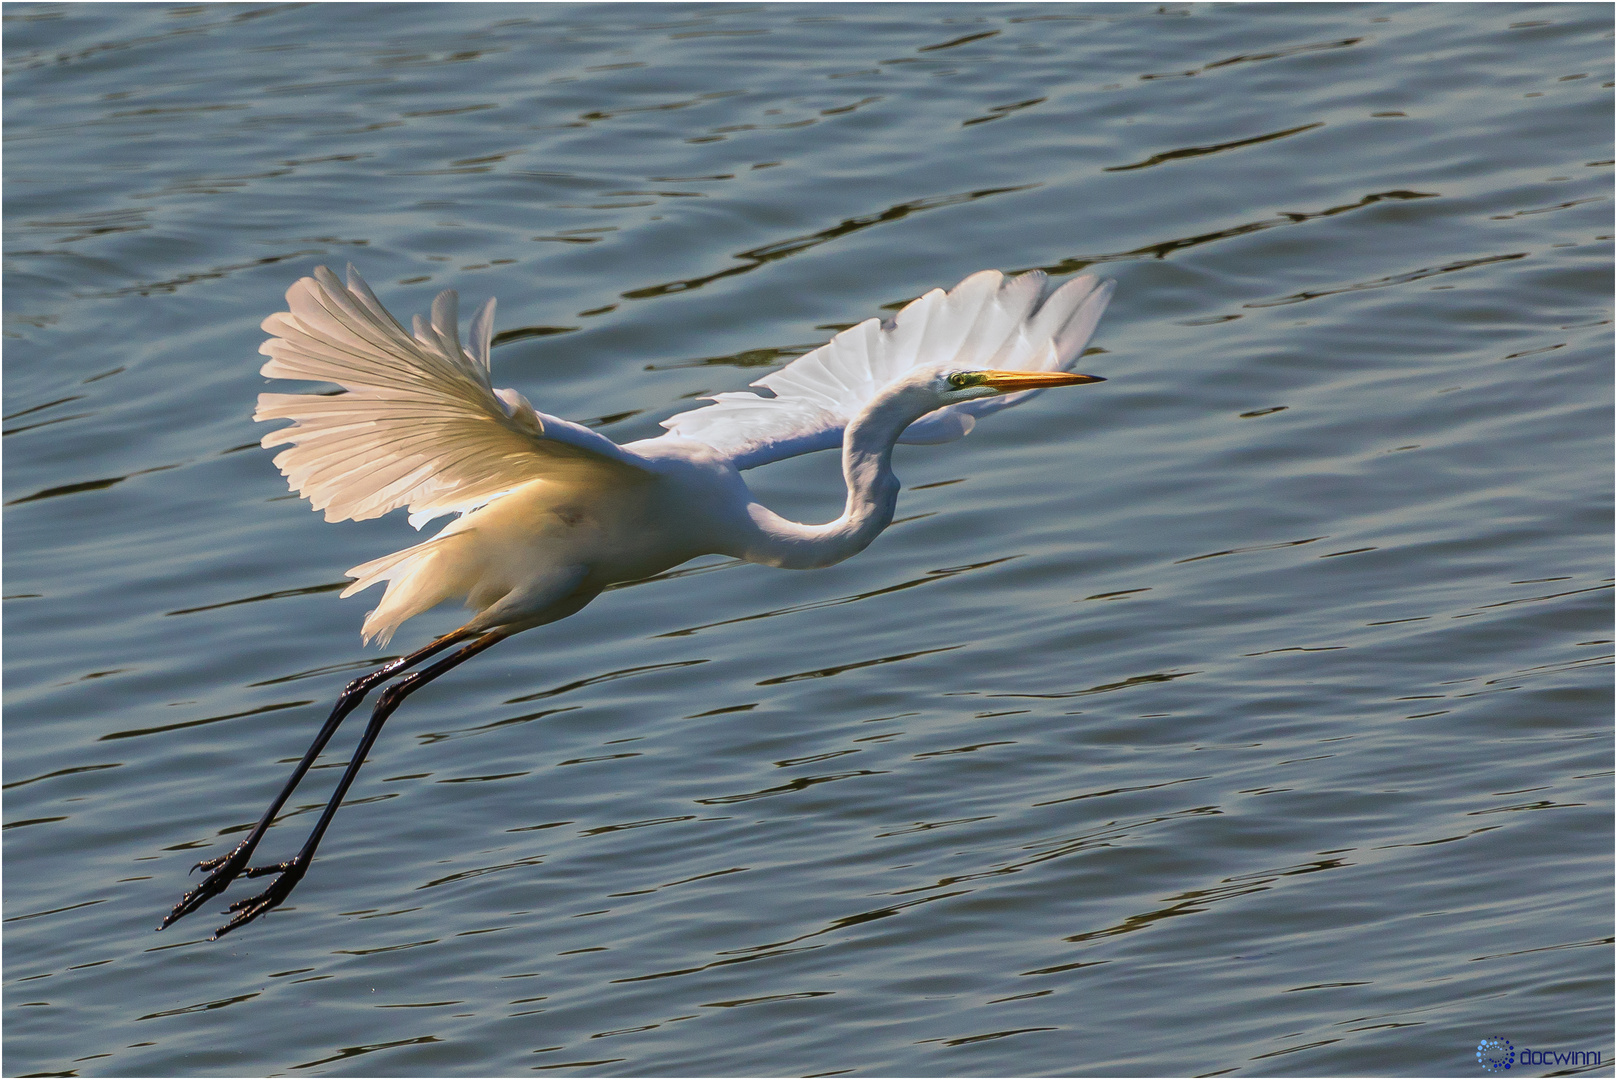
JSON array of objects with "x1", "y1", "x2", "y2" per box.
[{"x1": 739, "y1": 384, "x2": 932, "y2": 570}]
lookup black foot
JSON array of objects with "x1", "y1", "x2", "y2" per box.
[
  {"x1": 211, "y1": 858, "x2": 308, "y2": 939},
  {"x1": 157, "y1": 839, "x2": 254, "y2": 931}
]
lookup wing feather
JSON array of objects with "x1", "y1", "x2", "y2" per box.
[
  {"x1": 654, "y1": 270, "x2": 1113, "y2": 469},
  {"x1": 255, "y1": 265, "x2": 650, "y2": 527}
]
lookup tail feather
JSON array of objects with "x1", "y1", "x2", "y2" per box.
[{"x1": 343, "y1": 532, "x2": 469, "y2": 646}]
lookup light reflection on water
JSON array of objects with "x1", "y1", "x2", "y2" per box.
[{"x1": 4, "y1": 3, "x2": 1612, "y2": 1076}]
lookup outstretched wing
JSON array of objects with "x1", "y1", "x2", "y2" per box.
[
  {"x1": 255, "y1": 265, "x2": 650, "y2": 528},
  {"x1": 653, "y1": 270, "x2": 1113, "y2": 470}
]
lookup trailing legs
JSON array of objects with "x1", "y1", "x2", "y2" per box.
[
  {"x1": 208, "y1": 630, "x2": 510, "y2": 937},
  {"x1": 158, "y1": 626, "x2": 494, "y2": 934}
]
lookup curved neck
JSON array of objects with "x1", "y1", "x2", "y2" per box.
[{"x1": 740, "y1": 388, "x2": 924, "y2": 569}]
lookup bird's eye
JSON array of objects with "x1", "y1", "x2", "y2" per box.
[{"x1": 947, "y1": 372, "x2": 970, "y2": 389}]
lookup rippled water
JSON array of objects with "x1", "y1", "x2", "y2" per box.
[{"x1": 5, "y1": 3, "x2": 1612, "y2": 1076}]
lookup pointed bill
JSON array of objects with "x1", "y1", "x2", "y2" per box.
[{"x1": 979, "y1": 370, "x2": 1105, "y2": 392}]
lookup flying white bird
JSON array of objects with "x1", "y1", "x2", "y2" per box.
[{"x1": 161, "y1": 264, "x2": 1112, "y2": 938}]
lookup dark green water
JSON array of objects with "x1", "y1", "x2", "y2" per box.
[{"x1": 4, "y1": 3, "x2": 1611, "y2": 1076}]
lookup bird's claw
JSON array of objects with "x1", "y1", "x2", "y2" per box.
[
  {"x1": 190, "y1": 852, "x2": 234, "y2": 875},
  {"x1": 160, "y1": 839, "x2": 254, "y2": 931},
  {"x1": 211, "y1": 859, "x2": 306, "y2": 939}
]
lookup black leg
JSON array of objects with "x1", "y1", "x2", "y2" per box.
[
  {"x1": 208, "y1": 629, "x2": 510, "y2": 939},
  {"x1": 158, "y1": 626, "x2": 479, "y2": 932}
]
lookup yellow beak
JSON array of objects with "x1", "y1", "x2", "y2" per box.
[{"x1": 979, "y1": 370, "x2": 1106, "y2": 392}]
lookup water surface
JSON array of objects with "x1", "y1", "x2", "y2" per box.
[{"x1": 4, "y1": 3, "x2": 1612, "y2": 1076}]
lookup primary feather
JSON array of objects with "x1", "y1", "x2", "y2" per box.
[
  {"x1": 255, "y1": 265, "x2": 648, "y2": 530},
  {"x1": 652, "y1": 269, "x2": 1114, "y2": 469}
]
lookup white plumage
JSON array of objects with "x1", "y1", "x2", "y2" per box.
[
  {"x1": 659, "y1": 268, "x2": 1113, "y2": 467},
  {"x1": 256, "y1": 266, "x2": 649, "y2": 530},
  {"x1": 253, "y1": 264, "x2": 1113, "y2": 646}
]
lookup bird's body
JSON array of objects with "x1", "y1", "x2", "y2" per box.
[{"x1": 162, "y1": 264, "x2": 1112, "y2": 938}]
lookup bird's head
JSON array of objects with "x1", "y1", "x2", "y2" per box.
[
  {"x1": 933, "y1": 367, "x2": 1105, "y2": 403},
  {"x1": 859, "y1": 364, "x2": 1108, "y2": 441}
]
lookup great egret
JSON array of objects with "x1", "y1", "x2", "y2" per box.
[{"x1": 160, "y1": 264, "x2": 1112, "y2": 938}]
